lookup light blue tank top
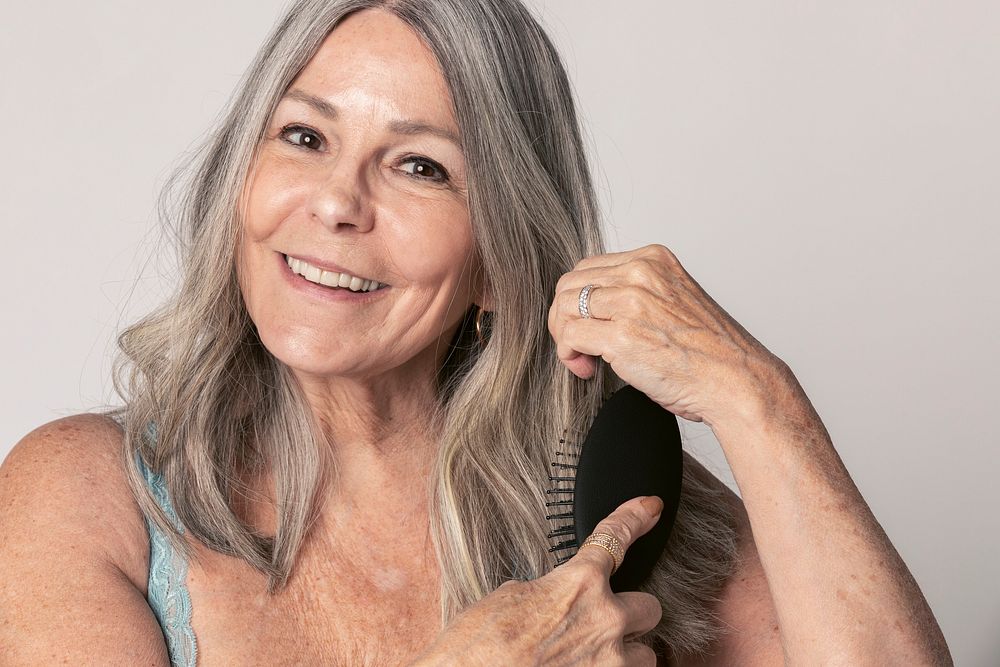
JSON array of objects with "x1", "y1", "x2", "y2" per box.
[{"x1": 135, "y1": 421, "x2": 198, "y2": 667}]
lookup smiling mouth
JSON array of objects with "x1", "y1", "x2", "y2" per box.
[{"x1": 283, "y1": 253, "x2": 388, "y2": 293}]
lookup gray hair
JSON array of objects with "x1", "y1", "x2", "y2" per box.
[{"x1": 101, "y1": 0, "x2": 738, "y2": 657}]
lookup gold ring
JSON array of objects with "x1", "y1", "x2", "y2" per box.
[{"x1": 581, "y1": 531, "x2": 625, "y2": 574}]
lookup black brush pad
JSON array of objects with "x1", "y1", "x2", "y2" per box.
[{"x1": 572, "y1": 384, "x2": 683, "y2": 592}]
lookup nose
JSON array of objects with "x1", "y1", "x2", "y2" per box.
[{"x1": 306, "y1": 155, "x2": 376, "y2": 234}]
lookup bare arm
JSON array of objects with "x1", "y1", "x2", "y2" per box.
[
  {"x1": 0, "y1": 414, "x2": 170, "y2": 665},
  {"x1": 699, "y1": 364, "x2": 951, "y2": 665}
]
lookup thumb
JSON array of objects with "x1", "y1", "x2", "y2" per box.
[
  {"x1": 573, "y1": 495, "x2": 663, "y2": 578},
  {"x1": 562, "y1": 352, "x2": 597, "y2": 379}
]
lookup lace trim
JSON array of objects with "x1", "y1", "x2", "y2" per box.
[{"x1": 136, "y1": 422, "x2": 198, "y2": 667}]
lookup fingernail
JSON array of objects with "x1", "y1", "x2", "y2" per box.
[{"x1": 640, "y1": 495, "x2": 663, "y2": 517}]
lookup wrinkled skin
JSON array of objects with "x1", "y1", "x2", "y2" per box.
[{"x1": 409, "y1": 495, "x2": 667, "y2": 667}]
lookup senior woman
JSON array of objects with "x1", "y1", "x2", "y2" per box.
[{"x1": 0, "y1": 0, "x2": 950, "y2": 665}]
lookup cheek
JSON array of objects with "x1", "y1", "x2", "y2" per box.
[
  {"x1": 235, "y1": 239, "x2": 261, "y2": 324},
  {"x1": 391, "y1": 209, "x2": 475, "y2": 285},
  {"x1": 243, "y1": 156, "x2": 305, "y2": 241}
]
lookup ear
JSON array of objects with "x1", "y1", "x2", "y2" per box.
[
  {"x1": 477, "y1": 291, "x2": 495, "y2": 313},
  {"x1": 472, "y1": 262, "x2": 494, "y2": 312}
]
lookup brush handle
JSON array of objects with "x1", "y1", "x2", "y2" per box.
[{"x1": 572, "y1": 384, "x2": 684, "y2": 592}]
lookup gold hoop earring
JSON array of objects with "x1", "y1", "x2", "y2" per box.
[{"x1": 475, "y1": 306, "x2": 488, "y2": 346}]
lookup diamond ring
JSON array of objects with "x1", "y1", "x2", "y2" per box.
[{"x1": 578, "y1": 284, "x2": 595, "y2": 319}]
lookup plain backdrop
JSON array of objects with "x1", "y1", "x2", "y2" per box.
[{"x1": 1, "y1": 0, "x2": 997, "y2": 663}]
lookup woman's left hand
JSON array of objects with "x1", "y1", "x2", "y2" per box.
[{"x1": 548, "y1": 243, "x2": 789, "y2": 427}]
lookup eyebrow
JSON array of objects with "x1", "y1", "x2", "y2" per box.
[{"x1": 280, "y1": 88, "x2": 463, "y2": 149}]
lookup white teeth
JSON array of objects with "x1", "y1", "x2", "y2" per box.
[
  {"x1": 285, "y1": 254, "x2": 382, "y2": 292},
  {"x1": 318, "y1": 270, "x2": 340, "y2": 288}
]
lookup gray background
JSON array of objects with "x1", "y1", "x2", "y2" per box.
[{"x1": 1, "y1": 1, "x2": 996, "y2": 663}]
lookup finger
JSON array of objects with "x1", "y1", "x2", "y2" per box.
[
  {"x1": 555, "y1": 263, "x2": 635, "y2": 298},
  {"x1": 547, "y1": 289, "x2": 620, "y2": 379},
  {"x1": 560, "y1": 351, "x2": 598, "y2": 380},
  {"x1": 547, "y1": 279, "x2": 652, "y2": 349},
  {"x1": 621, "y1": 640, "x2": 657, "y2": 667},
  {"x1": 556, "y1": 316, "x2": 619, "y2": 378},
  {"x1": 572, "y1": 248, "x2": 645, "y2": 272},
  {"x1": 555, "y1": 316, "x2": 615, "y2": 360},
  {"x1": 550, "y1": 286, "x2": 638, "y2": 365},
  {"x1": 616, "y1": 591, "x2": 663, "y2": 639},
  {"x1": 573, "y1": 495, "x2": 663, "y2": 579},
  {"x1": 554, "y1": 317, "x2": 612, "y2": 379},
  {"x1": 557, "y1": 283, "x2": 652, "y2": 322}
]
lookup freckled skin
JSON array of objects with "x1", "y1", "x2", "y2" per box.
[
  {"x1": 171, "y1": 8, "x2": 490, "y2": 665},
  {"x1": 371, "y1": 565, "x2": 409, "y2": 593},
  {"x1": 234, "y1": 5, "x2": 489, "y2": 598},
  {"x1": 236, "y1": 7, "x2": 488, "y2": 475}
]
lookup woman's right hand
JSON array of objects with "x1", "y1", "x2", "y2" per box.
[{"x1": 409, "y1": 495, "x2": 666, "y2": 667}]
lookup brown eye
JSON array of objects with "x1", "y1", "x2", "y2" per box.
[
  {"x1": 399, "y1": 156, "x2": 450, "y2": 184},
  {"x1": 279, "y1": 124, "x2": 324, "y2": 150}
]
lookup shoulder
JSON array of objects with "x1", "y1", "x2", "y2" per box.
[
  {"x1": 0, "y1": 413, "x2": 150, "y2": 592},
  {"x1": 0, "y1": 413, "x2": 169, "y2": 664}
]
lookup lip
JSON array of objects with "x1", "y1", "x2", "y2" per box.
[
  {"x1": 277, "y1": 251, "x2": 391, "y2": 303},
  {"x1": 282, "y1": 251, "x2": 385, "y2": 286}
]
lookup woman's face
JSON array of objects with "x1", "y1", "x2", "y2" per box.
[{"x1": 238, "y1": 8, "x2": 481, "y2": 384}]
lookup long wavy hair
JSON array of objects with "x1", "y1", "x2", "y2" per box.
[{"x1": 101, "y1": 0, "x2": 738, "y2": 657}]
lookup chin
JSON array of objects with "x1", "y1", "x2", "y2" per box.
[{"x1": 256, "y1": 326, "x2": 376, "y2": 378}]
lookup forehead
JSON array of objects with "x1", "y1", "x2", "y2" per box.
[{"x1": 287, "y1": 8, "x2": 458, "y2": 130}]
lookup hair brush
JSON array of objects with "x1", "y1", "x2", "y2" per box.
[{"x1": 546, "y1": 384, "x2": 684, "y2": 593}]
